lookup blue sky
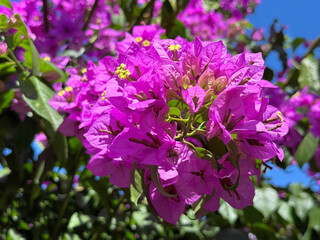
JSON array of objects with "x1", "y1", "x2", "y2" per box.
[
  {"x1": 249, "y1": 0, "x2": 320, "y2": 192},
  {"x1": 249, "y1": 0, "x2": 320, "y2": 73},
  {"x1": 249, "y1": 0, "x2": 320, "y2": 40}
]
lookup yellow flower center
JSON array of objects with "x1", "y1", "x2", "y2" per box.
[
  {"x1": 115, "y1": 63, "x2": 131, "y2": 80},
  {"x1": 81, "y1": 68, "x2": 87, "y2": 74},
  {"x1": 65, "y1": 86, "x2": 73, "y2": 92},
  {"x1": 58, "y1": 90, "x2": 65, "y2": 96},
  {"x1": 101, "y1": 90, "x2": 106, "y2": 100},
  {"x1": 43, "y1": 56, "x2": 51, "y2": 62},
  {"x1": 168, "y1": 44, "x2": 181, "y2": 51},
  {"x1": 142, "y1": 40, "x2": 150, "y2": 46},
  {"x1": 135, "y1": 37, "x2": 143, "y2": 43},
  {"x1": 277, "y1": 111, "x2": 284, "y2": 122}
]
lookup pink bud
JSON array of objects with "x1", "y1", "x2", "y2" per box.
[
  {"x1": 181, "y1": 75, "x2": 190, "y2": 90},
  {"x1": 0, "y1": 42, "x2": 7, "y2": 55},
  {"x1": 213, "y1": 76, "x2": 227, "y2": 93},
  {"x1": 198, "y1": 69, "x2": 215, "y2": 90}
]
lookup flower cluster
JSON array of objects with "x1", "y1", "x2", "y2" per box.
[
  {"x1": 178, "y1": 0, "x2": 260, "y2": 41},
  {"x1": 50, "y1": 34, "x2": 288, "y2": 224},
  {"x1": 0, "y1": 0, "x2": 123, "y2": 61},
  {"x1": 264, "y1": 86, "x2": 320, "y2": 155}
]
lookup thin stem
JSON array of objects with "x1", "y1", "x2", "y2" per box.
[
  {"x1": 7, "y1": 48, "x2": 25, "y2": 72},
  {"x1": 146, "y1": 0, "x2": 155, "y2": 25},
  {"x1": 168, "y1": 117, "x2": 188, "y2": 123},
  {"x1": 42, "y1": 0, "x2": 49, "y2": 33},
  {"x1": 128, "y1": 0, "x2": 155, "y2": 33},
  {"x1": 82, "y1": 0, "x2": 99, "y2": 31},
  {"x1": 303, "y1": 34, "x2": 320, "y2": 58},
  {"x1": 51, "y1": 150, "x2": 83, "y2": 238}
]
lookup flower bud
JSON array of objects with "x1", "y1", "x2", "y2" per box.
[
  {"x1": 166, "y1": 89, "x2": 179, "y2": 99},
  {"x1": 204, "y1": 89, "x2": 214, "y2": 103},
  {"x1": 181, "y1": 75, "x2": 190, "y2": 90},
  {"x1": 0, "y1": 42, "x2": 7, "y2": 56},
  {"x1": 198, "y1": 69, "x2": 215, "y2": 90},
  {"x1": 213, "y1": 76, "x2": 227, "y2": 93}
]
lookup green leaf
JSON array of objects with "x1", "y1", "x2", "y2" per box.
[
  {"x1": 298, "y1": 55, "x2": 320, "y2": 91},
  {"x1": 243, "y1": 206, "x2": 264, "y2": 224},
  {"x1": 253, "y1": 187, "x2": 278, "y2": 218},
  {"x1": 0, "y1": 167, "x2": 11, "y2": 179},
  {"x1": 11, "y1": 14, "x2": 40, "y2": 75},
  {"x1": 0, "y1": 0, "x2": 13, "y2": 10},
  {"x1": 277, "y1": 201, "x2": 293, "y2": 223},
  {"x1": 130, "y1": 170, "x2": 143, "y2": 206},
  {"x1": 194, "y1": 147, "x2": 212, "y2": 159},
  {"x1": 169, "y1": 20, "x2": 186, "y2": 39},
  {"x1": 19, "y1": 76, "x2": 63, "y2": 131},
  {"x1": 218, "y1": 201, "x2": 238, "y2": 225},
  {"x1": 61, "y1": 48, "x2": 85, "y2": 58},
  {"x1": 168, "y1": 107, "x2": 181, "y2": 117},
  {"x1": 289, "y1": 191, "x2": 313, "y2": 220},
  {"x1": 40, "y1": 60, "x2": 67, "y2": 82},
  {"x1": 67, "y1": 212, "x2": 91, "y2": 230},
  {"x1": 292, "y1": 37, "x2": 305, "y2": 52},
  {"x1": 12, "y1": 31, "x2": 24, "y2": 49},
  {"x1": 7, "y1": 229, "x2": 26, "y2": 240},
  {"x1": 295, "y1": 132, "x2": 318, "y2": 167},
  {"x1": 289, "y1": 183, "x2": 303, "y2": 195},
  {"x1": 0, "y1": 14, "x2": 8, "y2": 29},
  {"x1": 0, "y1": 90, "x2": 14, "y2": 114},
  {"x1": 18, "y1": 220, "x2": 30, "y2": 230},
  {"x1": 68, "y1": 137, "x2": 83, "y2": 155},
  {"x1": 33, "y1": 161, "x2": 45, "y2": 185},
  {"x1": 308, "y1": 206, "x2": 320, "y2": 232},
  {"x1": 250, "y1": 223, "x2": 276, "y2": 240},
  {"x1": 28, "y1": 39, "x2": 40, "y2": 75},
  {"x1": 53, "y1": 132, "x2": 68, "y2": 165},
  {"x1": 215, "y1": 228, "x2": 250, "y2": 240}
]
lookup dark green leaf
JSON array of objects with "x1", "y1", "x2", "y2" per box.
[
  {"x1": 0, "y1": 14, "x2": 8, "y2": 29},
  {"x1": 11, "y1": 14, "x2": 40, "y2": 75},
  {"x1": 40, "y1": 60, "x2": 67, "y2": 82},
  {"x1": 168, "y1": 20, "x2": 186, "y2": 39},
  {"x1": 0, "y1": 90, "x2": 14, "y2": 114},
  {"x1": 53, "y1": 132, "x2": 68, "y2": 165},
  {"x1": 19, "y1": 76, "x2": 63, "y2": 131},
  {"x1": 243, "y1": 206, "x2": 264, "y2": 224},
  {"x1": 250, "y1": 223, "x2": 276, "y2": 240},
  {"x1": 215, "y1": 228, "x2": 249, "y2": 240},
  {"x1": 0, "y1": 0, "x2": 13, "y2": 10},
  {"x1": 149, "y1": 165, "x2": 177, "y2": 197},
  {"x1": 295, "y1": 132, "x2": 318, "y2": 167},
  {"x1": 298, "y1": 55, "x2": 320, "y2": 91},
  {"x1": 28, "y1": 39, "x2": 40, "y2": 75},
  {"x1": 292, "y1": 37, "x2": 305, "y2": 52}
]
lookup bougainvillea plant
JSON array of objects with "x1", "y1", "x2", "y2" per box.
[{"x1": 0, "y1": 0, "x2": 320, "y2": 239}]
